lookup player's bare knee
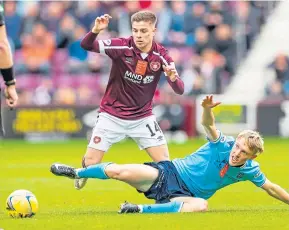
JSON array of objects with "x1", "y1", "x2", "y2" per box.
[
  {"x1": 183, "y1": 199, "x2": 208, "y2": 212},
  {"x1": 199, "y1": 200, "x2": 208, "y2": 212},
  {"x1": 161, "y1": 151, "x2": 170, "y2": 161},
  {"x1": 106, "y1": 165, "x2": 132, "y2": 180},
  {"x1": 105, "y1": 164, "x2": 122, "y2": 179},
  {"x1": 191, "y1": 199, "x2": 208, "y2": 212}
]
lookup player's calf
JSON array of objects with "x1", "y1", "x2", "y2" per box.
[
  {"x1": 82, "y1": 155, "x2": 100, "y2": 167},
  {"x1": 145, "y1": 145, "x2": 170, "y2": 162},
  {"x1": 82, "y1": 148, "x2": 105, "y2": 167},
  {"x1": 75, "y1": 148, "x2": 105, "y2": 190}
]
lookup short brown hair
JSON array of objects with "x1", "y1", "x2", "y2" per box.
[
  {"x1": 237, "y1": 130, "x2": 264, "y2": 156},
  {"x1": 131, "y1": 10, "x2": 157, "y2": 25}
]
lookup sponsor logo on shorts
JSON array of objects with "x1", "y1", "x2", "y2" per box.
[
  {"x1": 157, "y1": 135, "x2": 164, "y2": 141},
  {"x1": 150, "y1": 62, "x2": 161, "y2": 71},
  {"x1": 93, "y1": 136, "x2": 101, "y2": 144}
]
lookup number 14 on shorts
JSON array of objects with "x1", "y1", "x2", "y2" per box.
[{"x1": 146, "y1": 121, "x2": 161, "y2": 137}]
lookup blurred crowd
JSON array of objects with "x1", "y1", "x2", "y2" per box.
[
  {"x1": 266, "y1": 53, "x2": 289, "y2": 100},
  {"x1": 3, "y1": 0, "x2": 275, "y2": 106}
]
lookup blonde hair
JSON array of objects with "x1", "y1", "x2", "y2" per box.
[
  {"x1": 131, "y1": 11, "x2": 157, "y2": 25},
  {"x1": 237, "y1": 130, "x2": 264, "y2": 155}
]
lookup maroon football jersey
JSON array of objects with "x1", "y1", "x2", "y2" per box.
[{"x1": 81, "y1": 32, "x2": 184, "y2": 120}]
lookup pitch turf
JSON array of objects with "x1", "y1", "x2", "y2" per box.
[{"x1": 0, "y1": 138, "x2": 288, "y2": 230}]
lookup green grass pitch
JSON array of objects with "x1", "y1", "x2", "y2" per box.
[{"x1": 0, "y1": 138, "x2": 288, "y2": 230}]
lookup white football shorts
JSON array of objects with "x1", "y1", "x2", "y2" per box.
[{"x1": 88, "y1": 112, "x2": 167, "y2": 152}]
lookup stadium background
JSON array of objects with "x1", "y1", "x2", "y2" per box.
[
  {"x1": 0, "y1": 1, "x2": 288, "y2": 230},
  {"x1": 2, "y1": 0, "x2": 288, "y2": 141}
]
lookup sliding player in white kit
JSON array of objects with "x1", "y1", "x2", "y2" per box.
[{"x1": 73, "y1": 11, "x2": 184, "y2": 189}]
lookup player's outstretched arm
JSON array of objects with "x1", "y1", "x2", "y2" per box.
[
  {"x1": 91, "y1": 14, "x2": 112, "y2": 34},
  {"x1": 201, "y1": 95, "x2": 221, "y2": 141},
  {"x1": 80, "y1": 14, "x2": 112, "y2": 52},
  {"x1": 261, "y1": 179, "x2": 289, "y2": 205}
]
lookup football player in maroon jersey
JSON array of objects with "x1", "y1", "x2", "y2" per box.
[{"x1": 74, "y1": 11, "x2": 184, "y2": 190}]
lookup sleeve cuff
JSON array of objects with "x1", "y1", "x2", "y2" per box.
[
  {"x1": 257, "y1": 177, "x2": 267, "y2": 187},
  {"x1": 206, "y1": 130, "x2": 222, "y2": 143}
]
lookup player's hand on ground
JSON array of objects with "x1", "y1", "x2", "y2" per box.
[
  {"x1": 163, "y1": 64, "x2": 178, "y2": 82},
  {"x1": 4, "y1": 85, "x2": 18, "y2": 108},
  {"x1": 201, "y1": 95, "x2": 221, "y2": 109},
  {"x1": 92, "y1": 14, "x2": 112, "y2": 33}
]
